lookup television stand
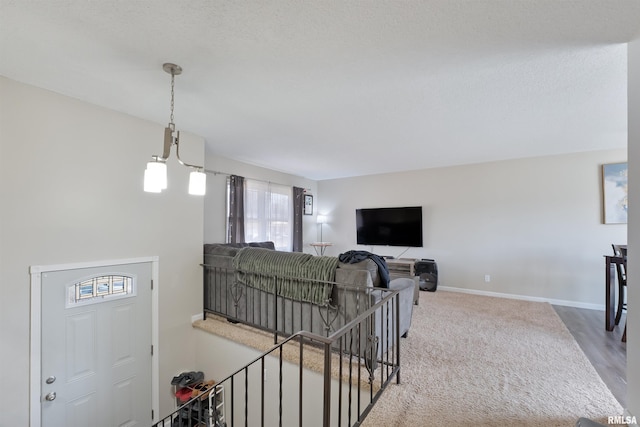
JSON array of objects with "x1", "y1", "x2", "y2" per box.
[{"x1": 385, "y1": 258, "x2": 419, "y2": 305}]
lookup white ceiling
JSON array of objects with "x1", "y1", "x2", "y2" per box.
[{"x1": 1, "y1": 1, "x2": 639, "y2": 180}]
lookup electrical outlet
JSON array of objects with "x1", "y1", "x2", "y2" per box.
[{"x1": 484, "y1": 275, "x2": 491, "y2": 283}]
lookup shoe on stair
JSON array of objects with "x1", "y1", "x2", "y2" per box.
[{"x1": 171, "y1": 371, "x2": 205, "y2": 388}]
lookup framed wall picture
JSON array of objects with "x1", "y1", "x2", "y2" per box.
[
  {"x1": 304, "y1": 194, "x2": 313, "y2": 215},
  {"x1": 602, "y1": 162, "x2": 628, "y2": 224}
]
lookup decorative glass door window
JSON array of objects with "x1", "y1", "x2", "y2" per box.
[{"x1": 66, "y1": 275, "x2": 135, "y2": 307}]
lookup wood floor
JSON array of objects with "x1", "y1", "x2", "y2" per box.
[{"x1": 553, "y1": 305, "x2": 627, "y2": 408}]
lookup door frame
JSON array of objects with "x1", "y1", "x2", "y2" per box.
[{"x1": 29, "y1": 256, "x2": 159, "y2": 427}]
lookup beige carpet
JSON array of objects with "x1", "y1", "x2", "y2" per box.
[
  {"x1": 194, "y1": 291, "x2": 624, "y2": 426},
  {"x1": 361, "y1": 291, "x2": 624, "y2": 427}
]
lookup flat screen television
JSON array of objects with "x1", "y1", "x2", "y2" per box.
[{"x1": 356, "y1": 206, "x2": 423, "y2": 247}]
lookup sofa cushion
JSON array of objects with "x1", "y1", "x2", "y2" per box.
[
  {"x1": 338, "y1": 259, "x2": 380, "y2": 287},
  {"x1": 247, "y1": 241, "x2": 276, "y2": 249},
  {"x1": 204, "y1": 245, "x2": 241, "y2": 257},
  {"x1": 204, "y1": 241, "x2": 276, "y2": 257}
]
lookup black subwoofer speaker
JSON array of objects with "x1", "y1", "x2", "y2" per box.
[{"x1": 415, "y1": 259, "x2": 438, "y2": 292}]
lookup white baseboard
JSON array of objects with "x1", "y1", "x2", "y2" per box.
[
  {"x1": 191, "y1": 312, "x2": 204, "y2": 323},
  {"x1": 438, "y1": 286, "x2": 605, "y2": 311}
]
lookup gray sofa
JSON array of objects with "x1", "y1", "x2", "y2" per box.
[{"x1": 203, "y1": 242, "x2": 415, "y2": 360}]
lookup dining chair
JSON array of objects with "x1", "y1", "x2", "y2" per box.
[{"x1": 611, "y1": 244, "x2": 627, "y2": 342}]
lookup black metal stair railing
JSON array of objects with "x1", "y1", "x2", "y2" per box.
[
  {"x1": 153, "y1": 281, "x2": 401, "y2": 427},
  {"x1": 202, "y1": 264, "x2": 395, "y2": 344}
]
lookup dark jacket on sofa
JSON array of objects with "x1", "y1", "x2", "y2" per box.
[{"x1": 338, "y1": 250, "x2": 390, "y2": 288}]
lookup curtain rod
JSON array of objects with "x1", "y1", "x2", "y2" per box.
[{"x1": 204, "y1": 167, "x2": 312, "y2": 193}]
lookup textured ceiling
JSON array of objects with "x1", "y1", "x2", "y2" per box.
[{"x1": 1, "y1": 1, "x2": 639, "y2": 180}]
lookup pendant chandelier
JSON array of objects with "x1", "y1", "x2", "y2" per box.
[{"x1": 143, "y1": 63, "x2": 206, "y2": 196}]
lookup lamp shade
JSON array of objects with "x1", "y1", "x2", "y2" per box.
[
  {"x1": 188, "y1": 170, "x2": 206, "y2": 196},
  {"x1": 317, "y1": 214, "x2": 328, "y2": 224},
  {"x1": 144, "y1": 161, "x2": 167, "y2": 193}
]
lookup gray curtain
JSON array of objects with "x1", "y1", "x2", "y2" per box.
[
  {"x1": 292, "y1": 187, "x2": 304, "y2": 252},
  {"x1": 228, "y1": 175, "x2": 245, "y2": 244}
]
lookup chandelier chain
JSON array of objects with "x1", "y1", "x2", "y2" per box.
[{"x1": 169, "y1": 72, "x2": 175, "y2": 130}]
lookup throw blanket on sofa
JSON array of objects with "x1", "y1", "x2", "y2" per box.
[
  {"x1": 338, "y1": 250, "x2": 390, "y2": 288},
  {"x1": 232, "y1": 248, "x2": 339, "y2": 305}
]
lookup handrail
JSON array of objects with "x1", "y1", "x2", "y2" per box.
[{"x1": 151, "y1": 265, "x2": 405, "y2": 426}]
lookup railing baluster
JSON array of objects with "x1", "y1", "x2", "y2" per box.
[
  {"x1": 202, "y1": 268, "x2": 207, "y2": 321},
  {"x1": 380, "y1": 301, "x2": 389, "y2": 381},
  {"x1": 279, "y1": 345, "x2": 284, "y2": 427},
  {"x1": 357, "y1": 321, "x2": 361, "y2": 422},
  {"x1": 252, "y1": 274, "x2": 256, "y2": 328},
  {"x1": 323, "y1": 341, "x2": 332, "y2": 427},
  {"x1": 299, "y1": 297, "x2": 304, "y2": 335},
  {"x1": 290, "y1": 293, "x2": 294, "y2": 336},
  {"x1": 245, "y1": 366, "x2": 249, "y2": 427},
  {"x1": 338, "y1": 334, "x2": 344, "y2": 427},
  {"x1": 350, "y1": 330, "x2": 356, "y2": 426},
  {"x1": 299, "y1": 335, "x2": 304, "y2": 427},
  {"x1": 396, "y1": 291, "x2": 401, "y2": 385},
  {"x1": 231, "y1": 375, "x2": 235, "y2": 426},
  {"x1": 255, "y1": 274, "x2": 259, "y2": 327},
  {"x1": 274, "y1": 275, "x2": 278, "y2": 344},
  {"x1": 261, "y1": 357, "x2": 265, "y2": 427},
  {"x1": 242, "y1": 274, "x2": 248, "y2": 322}
]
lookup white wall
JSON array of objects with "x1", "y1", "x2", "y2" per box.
[
  {"x1": 203, "y1": 153, "x2": 318, "y2": 251},
  {"x1": 318, "y1": 150, "x2": 627, "y2": 307},
  {"x1": 627, "y1": 36, "x2": 639, "y2": 421},
  {"x1": 0, "y1": 77, "x2": 204, "y2": 425}
]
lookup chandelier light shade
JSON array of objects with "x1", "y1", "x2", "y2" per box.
[
  {"x1": 143, "y1": 168, "x2": 160, "y2": 193},
  {"x1": 143, "y1": 63, "x2": 207, "y2": 196},
  {"x1": 188, "y1": 170, "x2": 207, "y2": 196},
  {"x1": 144, "y1": 160, "x2": 167, "y2": 193}
]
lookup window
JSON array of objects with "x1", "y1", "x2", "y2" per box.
[
  {"x1": 243, "y1": 180, "x2": 293, "y2": 251},
  {"x1": 66, "y1": 275, "x2": 135, "y2": 307}
]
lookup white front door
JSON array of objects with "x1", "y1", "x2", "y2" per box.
[{"x1": 40, "y1": 262, "x2": 152, "y2": 427}]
